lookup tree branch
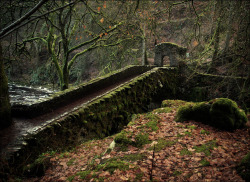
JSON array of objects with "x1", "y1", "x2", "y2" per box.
[
  {"x1": 0, "y1": 0, "x2": 48, "y2": 39},
  {"x1": 0, "y1": 1, "x2": 76, "y2": 39},
  {"x1": 68, "y1": 22, "x2": 123, "y2": 53},
  {"x1": 68, "y1": 37, "x2": 131, "y2": 70}
]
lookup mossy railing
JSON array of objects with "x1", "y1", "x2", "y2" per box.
[
  {"x1": 11, "y1": 65, "x2": 154, "y2": 117},
  {"x1": 5, "y1": 67, "x2": 177, "y2": 176}
]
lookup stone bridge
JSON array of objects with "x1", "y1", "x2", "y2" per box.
[{"x1": 0, "y1": 49, "x2": 249, "y2": 176}]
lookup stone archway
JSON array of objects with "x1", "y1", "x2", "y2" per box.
[{"x1": 154, "y1": 42, "x2": 187, "y2": 67}]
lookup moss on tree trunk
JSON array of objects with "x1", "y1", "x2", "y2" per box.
[{"x1": 0, "y1": 43, "x2": 12, "y2": 129}]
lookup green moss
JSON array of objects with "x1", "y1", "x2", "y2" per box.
[
  {"x1": 180, "y1": 148, "x2": 192, "y2": 156},
  {"x1": 135, "y1": 172, "x2": 144, "y2": 181},
  {"x1": 200, "y1": 129, "x2": 210, "y2": 135},
  {"x1": 144, "y1": 112, "x2": 160, "y2": 122},
  {"x1": 194, "y1": 140, "x2": 217, "y2": 156},
  {"x1": 173, "y1": 170, "x2": 183, "y2": 176},
  {"x1": 144, "y1": 121, "x2": 159, "y2": 131},
  {"x1": 200, "y1": 159, "x2": 210, "y2": 166},
  {"x1": 161, "y1": 100, "x2": 188, "y2": 108},
  {"x1": 235, "y1": 108, "x2": 247, "y2": 129},
  {"x1": 236, "y1": 152, "x2": 250, "y2": 181},
  {"x1": 114, "y1": 131, "x2": 132, "y2": 145},
  {"x1": 23, "y1": 151, "x2": 56, "y2": 176},
  {"x1": 122, "y1": 153, "x2": 146, "y2": 162},
  {"x1": 128, "y1": 114, "x2": 140, "y2": 126},
  {"x1": 99, "y1": 158, "x2": 130, "y2": 174},
  {"x1": 67, "y1": 158, "x2": 76, "y2": 166},
  {"x1": 184, "y1": 131, "x2": 192, "y2": 136},
  {"x1": 210, "y1": 98, "x2": 247, "y2": 130},
  {"x1": 175, "y1": 98, "x2": 247, "y2": 130},
  {"x1": 134, "y1": 133, "x2": 151, "y2": 148},
  {"x1": 148, "y1": 139, "x2": 176, "y2": 152},
  {"x1": 192, "y1": 102, "x2": 211, "y2": 124},
  {"x1": 114, "y1": 131, "x2": 133, "y2": 151},
  {"x1": 77, "y1": 170, "x2": 91, "y2": 180},
  {"x1": 175, "y1": 103, "x2": 194, "y2": 122},
  {"x1": 177, "y1": 133, "x2": 184, "y2": 138},
  {"x1": 187, "y1": 125, "x2": 197, "y2": 130},
  {"x1": 67, "y1": 175, "x2": 76, "y2": 182}
]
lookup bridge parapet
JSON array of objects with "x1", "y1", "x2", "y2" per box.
[{"x1": 11, "y1": 65, "x2": 153, "y2": 118}]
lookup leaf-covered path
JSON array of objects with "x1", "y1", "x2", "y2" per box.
[{"x1": 25, "y1": 102, "x2": 249, "y2": 182}]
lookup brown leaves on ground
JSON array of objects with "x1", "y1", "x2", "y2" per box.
[{"x1": 25, "y1": 107, "x2": 249, "y2": 182}]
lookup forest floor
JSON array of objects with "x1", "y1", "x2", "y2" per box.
[{"x1": 24, "y1": 101, "x2": 249, "y2": 182}]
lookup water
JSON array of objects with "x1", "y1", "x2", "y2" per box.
[{"x1": 8, "y1": 84, "x2": 55, "y2": 105}]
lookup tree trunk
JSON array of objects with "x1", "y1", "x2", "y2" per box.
[
  {"x1": 211, "y1": 0, "x2": 223, "y2": 66},
  {"x1": 0, "y1": 43, "x2": 12, "y2": 129},
  {"x1": 62, "y1": 65, "x2": 69, "y2": 90},
  {"x1": 141, "y1": 24, "x2": 148, "y2": 65},
  {"x1": 223, "y1": 1, "x2": 234, "y2": 54}
]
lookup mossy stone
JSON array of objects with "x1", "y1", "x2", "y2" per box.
[
  {"x1": 114, "y1": 132, "x2": 132, "y2": 145},
  {"x1": 210, "y1": 98, "x2": 244, "y2": 130},
  {"x1": 175, "y1": 98, "x2": 246, "y2": 130},
  {"x1": 175, "y1": 103, "x2": 194, "y2": 122},
  {"x1": 192, "y1": 102, "x2": 211, "y2": 124}
]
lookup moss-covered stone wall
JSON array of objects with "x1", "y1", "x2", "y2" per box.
[
  {"x1": 11, "y1": 65, "x2": 154, "y2": 117},
  {"x1": 6, "y1": 67, "x2": 177, "y2": 176}
]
